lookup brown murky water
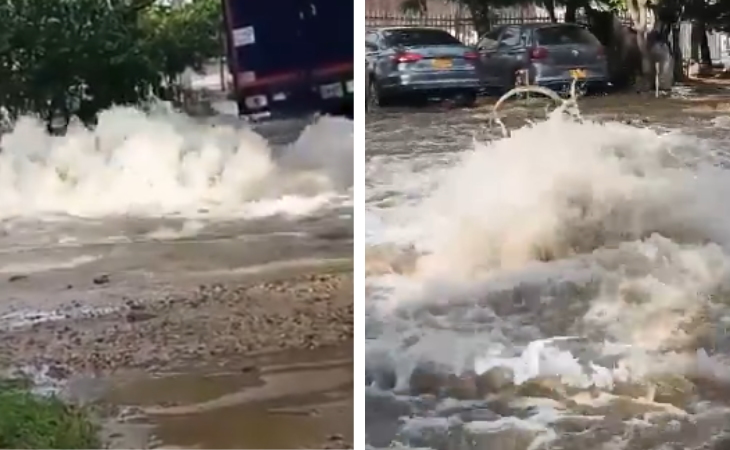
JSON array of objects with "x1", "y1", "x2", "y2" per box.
[
  {"x1": 102, "y1": 345, "x2": 352, "y2": 449},
  {"x1": 365, "y1": 86, "x2": 730, "y2": 449}
]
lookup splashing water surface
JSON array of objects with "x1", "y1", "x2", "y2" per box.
[
  {"x1": 0, "y1": 105, "x2": 353, "y2": 325},
  {"x1": 365, "y1": 96, "x2": 730, "y2": 450},
  {"x1": 0, "y1": 106, "x2": 353, "y2": 220}
]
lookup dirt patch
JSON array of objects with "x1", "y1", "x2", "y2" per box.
[
  {"x1": 0, "y1": 262, "x2": 351, "y2": 373},
  {"x1": 0, "y1": 261, "x2": 353, "y2": 448}
]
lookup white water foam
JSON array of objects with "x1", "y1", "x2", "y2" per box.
[
  {"x1": 366, "y1": 107, "x2": 730, "y2": 448},
  {"x1": 0, "y1": 106, "x2": 352, "y2": 220}
]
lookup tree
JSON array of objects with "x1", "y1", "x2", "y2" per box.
[
  {"x1": 400, "y1": 0, "x2": 522, "y2": 36},
  {"x1": 141, "y1": 0, "x2": 223, "y2": 88},
  {"x1": 0, "y1": 0, "x2": 223, "y2": 126}
]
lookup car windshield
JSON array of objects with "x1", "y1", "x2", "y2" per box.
[
  {"x1": 536, "y1": 26, "x2": 599, "y2": 45},
  {"x1": 384, "y1": 29, "x2": 462, "y2": 47}
]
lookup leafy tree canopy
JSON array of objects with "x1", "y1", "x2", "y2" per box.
[{"x1": 0, "y1": 0, "x2": 222, "y2": 123}]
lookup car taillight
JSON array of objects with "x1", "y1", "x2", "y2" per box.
[
  {"x1": 393, "y1": 52, "x2": 423, "y2": 63},
  {"x1": 530, "y1": 47, "x2": 549, "y2": 60},
  {"x1": 463, "y1": 51, "x2": 479, "y2": 60}
]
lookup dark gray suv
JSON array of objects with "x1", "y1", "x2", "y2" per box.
[{"x1": 477, "y1": 23, "x2": 609, "y2": 92}]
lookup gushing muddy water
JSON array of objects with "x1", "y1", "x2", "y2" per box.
[
  {"x1": 365, "y1": 91, "x2": 730, "y2": 450},
  {"x1": 0, "y1": 105, "x2": 353, "y2": 448}
]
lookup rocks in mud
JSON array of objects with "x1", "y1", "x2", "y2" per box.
[
  {"x1": 125, "y1": 310, "x2": 156, "y2": 324},
  {"x1": 649, "y1": 374, "x2": 697, "y2": 408},
  {"x1": 93, "y1": 274, "x2": 110, "y2": 285},
  {"x1": 45, "y1": 363, "x2": 72, "y2": 380},
  {"x1": 407, "y1": 365, "x2": 517, "y2": 400},
  {"x1": 1, "y1": 271, "x2": 353, "y2": 375},
  {"x1": 477, "y1": 366, "x2": 515, "y2": 396},
  {"x1": 445, "y1": 371, "x2": 479, "y2": 400},
  {"x1": 409, "y1": 361, "x2": 449, "y2": 396},
  {"x1": 572, "y1": 394, "x2": 686, "y2": 420},
  {"x1": 122, "y1": 301, "x2": 156, "y2": 323},
  {"x1": 322, "y1": 434, "x2": 352, "y2": 449},
  {"x1": 516, "y1": 376, "x2": 568, "y2": 401},
  {"x1": 613, "y1": 375, "x2": 697, "y2": 408},
  {"x1": 612, "y1": 379, "x2": 653, "y2": 399},
  {"x1": 460, "y1": 424, "x2": 544, "y2": 450}
]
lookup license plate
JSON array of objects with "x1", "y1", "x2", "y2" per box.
[
  {"x1": 320, "y1": 82, "x2": 344, "y2": 99},
  {"x1": 570, "y1": 69, "x2": 586, "y2": 79},
  {"x1": 432, "y1": 59, "x2": 452, "y2": 69},
  {"x1": 51, "y1": 116, "x2": 66, "y2": 127}
]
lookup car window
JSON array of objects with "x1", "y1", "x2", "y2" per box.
[
  {"x1": 477, "y1": 27, "x2": 502, "y2": 51},
  {"x1": 383, "y1": 28, "x2": 462, "y2": 47},
  {"x1": 500, "y1": 27, "x2": 521, "y2": 47},
  {"x1": 536, "y1": 26, "x2": 600, "y2": 45},
  {"x1": 366, "y1": 32, "x2": 377, "y2": 44}
]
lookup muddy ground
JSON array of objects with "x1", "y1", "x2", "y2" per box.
[
  {"x1": 0, "y1": 260, "x2": 353, "y2": 449},
  {"x1": 0, "y1": 254, "x2": 353, "y2": 448},
  {"x1": 0, "y1": 262, "x2": 352, "y2": 373}
]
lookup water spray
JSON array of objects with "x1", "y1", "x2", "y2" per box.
[
  {"x1": 491, "y1": 77, "x2": 582, "y2": 138},
  {"x1": 490, "y1": 74, "x2": 730, "y2": 170}
]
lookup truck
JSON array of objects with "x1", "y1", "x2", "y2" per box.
[{"x1": 221, "y1": 0, "x2": 353, "y2": 120}]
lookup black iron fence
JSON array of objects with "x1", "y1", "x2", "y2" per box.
[{"x1": 365, "y1": 11, "x2": 730, "y2": 64}]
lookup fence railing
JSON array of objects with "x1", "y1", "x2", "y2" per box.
[{"x1": 365, "y1": 12, "x2": 730, "y2": 64}]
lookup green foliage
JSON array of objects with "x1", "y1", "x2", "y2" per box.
[
  {"x1": 0, "y1": 0, "x2": 222, "y2": 122},
  {"x1": 705, "y1": 0, "x2": 730, "y2": 32},
  {"x1": 0, "y1": 380, "x2": 100, "y2": 449},
  {"x1": 142, "y1": 0, "x2": 223, "y2": 81}
]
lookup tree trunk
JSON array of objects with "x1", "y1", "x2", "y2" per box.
[
  {"x1": 544, "y1": 0, "x2": 557, "y2": 23},
  {"x1": 627, "y1": 0, "x2": 654, "y2": 90},
  {"x1": 671, "y1": 22, "x2": 684, "y2": 81},
  {"x1": 691, "y1": 19, "x2": 712, "y2": 74},
  {"x1": 652, "y1": 4, "x2": 681, "y2": 85},
  {"x1": 565, "y1": 0, "x2": 578, "y2": 23},
  {"x1": 464, "y1": 0, "x2": 491, "y2": 35},
  {"x1": 699, "y1": 22, "x2": 712, "y2": 66}
]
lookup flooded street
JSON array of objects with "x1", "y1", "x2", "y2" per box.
[
  {"x1": 102, "y1": 345, "x2": 352, "y2": 449},
  {"x1": 365, "y1": 88, "x2": 730, "y2": 450},
  {"x1": 0, "y1": 107, "x2": 353, "y2": 448}
]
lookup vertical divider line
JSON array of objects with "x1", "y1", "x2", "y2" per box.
[{"x1": 352, "y1": 0, "x2": 366, "y2": 448}]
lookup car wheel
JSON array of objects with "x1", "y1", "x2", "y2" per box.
[
  {"x1": 368, "y1": 77, "x2": 397, "y2": 109},
  {"x1": 452, "y1": 91, "x2": 477, "y2": 108},
  {"x1": 367, "y1": 77, "x2": 381, "y2": 110}
]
